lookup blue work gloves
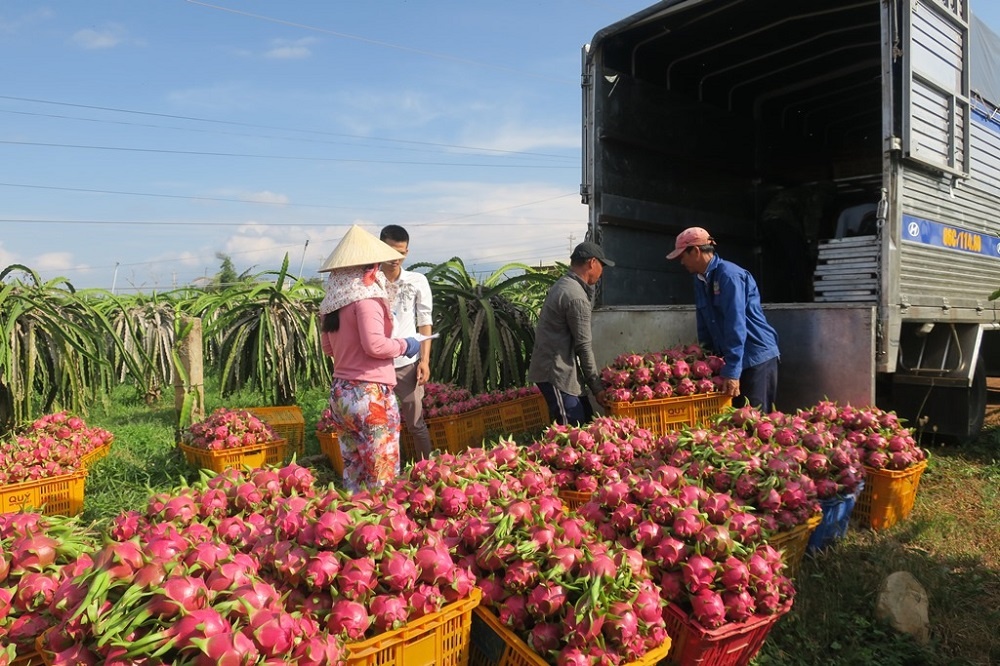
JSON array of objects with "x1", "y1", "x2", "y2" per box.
[{"x1": 403, "y1": 337, "x2": 421, "y2": 358}]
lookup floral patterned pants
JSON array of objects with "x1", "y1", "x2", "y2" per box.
[{"x1": 327, "y1": 378, "x2": 401, "y2": 493}]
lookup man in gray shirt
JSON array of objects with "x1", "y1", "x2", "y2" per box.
[{"x1": 527, "y1": 241, "x2": 613, "y2": 425}]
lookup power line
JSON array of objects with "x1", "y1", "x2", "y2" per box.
[
  {"x1": 0, "y1": 103, "x2": 575, "y2": 162},
  {"x1": 0, "y1": 182, "x2": 584, "y2": 221},
  {"x1": 0, "y1": 139, "x2": 574, "y2": 169}
]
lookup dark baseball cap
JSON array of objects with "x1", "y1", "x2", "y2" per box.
[{"x1": 570, "y1": 241, "x2": 615, "y2": 267}]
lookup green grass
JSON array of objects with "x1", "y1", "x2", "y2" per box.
[
  {"x1": 80, "y1": 383, "x2": 337, "y2": 527},
  {"x1": 75, "y1": 388, "x2": 1000, "y2": 665},
  {"x1": 757, "y1": 433, "x2": 1000, "y2": 666}
]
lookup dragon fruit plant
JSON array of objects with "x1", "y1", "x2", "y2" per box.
[
  {"x1": 600, "y1": 344, "x2": 726, "y2": 403},
  {"x1": 183, "y1": 408, "x2": 277, "y2": 451}
]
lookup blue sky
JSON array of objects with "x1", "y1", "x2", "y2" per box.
[{"x1": 3, "y1": 1, "x2": 1000, "y2": 292}]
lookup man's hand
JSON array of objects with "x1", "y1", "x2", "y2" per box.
[
  {"x1": 416, "y1": 360, "x2": 431, "y2": 385},
  {"x1": 594, "y1": 389, "x2": 609, "y2": 408},
  {"x1": 723, "y1": 378, "x2": 740, "y2": 397}
]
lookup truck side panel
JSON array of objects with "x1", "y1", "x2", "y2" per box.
[{"x1": 897, "y1": 121, "x2": 1000, "y2": 315}]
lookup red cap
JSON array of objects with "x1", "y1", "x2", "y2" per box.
[{"x1": 666, "y1": 227, "x2": 714, "y2": 259}]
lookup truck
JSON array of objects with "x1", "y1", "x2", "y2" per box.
[{"x1": 582, "y1": 0, "x2": 1000, "y2": 438}]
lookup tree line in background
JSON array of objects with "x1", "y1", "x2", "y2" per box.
[{"x1": 0, "y1": 255, "x2": 560, "y2": 432}]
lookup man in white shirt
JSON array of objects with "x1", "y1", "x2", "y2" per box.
[{"x1": 380, "y1": 225, "x2": 434, "y2": 459}]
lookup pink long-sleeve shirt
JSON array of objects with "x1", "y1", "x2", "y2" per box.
[{"x1": 321, "y1": 299, "x2": 407, "y2": 386}]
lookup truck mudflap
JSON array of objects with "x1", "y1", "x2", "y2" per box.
[{"x1": 591, "y1": 304, "x2": 875, "y2": 413}]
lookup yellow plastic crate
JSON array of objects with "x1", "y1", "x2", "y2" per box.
[
  {"x1": 558, "y1": 489, "x2": 593, "y2": 512},
  {"x1": 12, "y1": 649, "x2": 43, "y2": 666},
  {"x1": 317, "y1": 430, "x2": 343, "y2": 476},
  {"x1": 470, "y1": 604, "x2": 670, "y2": 666},
  {"x1": 179, "y1": 438, "x2": 288, "y2": 474},
  {"x1": 10, "y1": 650, "x2": 45, "y2": 666},
  {"x1": 401, "y1": 410, "x2": 485, "y2": 462},
  {"x1": 606, "y1": 393, "x2": 732, "y2": 436},
  {"x1": 0, "y1": 470, "x2": 87, "y2": 516},
  {"x1": 79, "y1": 441, "x2": 112, "y2": 469},
  {"x1": 480, "y1": 393, "x2": 550, "y2": 437},
  {"x1": 345, "y1": 587, "x2": 480, "y2": 666},
  {"x1": 246, "y1": 406, "x2": 305, "y2": 457},
  {"x1": 853, "y1": 460, "x2": 928, "y2": 531},
  {"x1": 764, "y1": 512, "x2": 822, "y2": 578}
]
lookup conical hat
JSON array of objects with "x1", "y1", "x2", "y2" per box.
[{"x1": 318, "y1": 225, "x2": 403, "y2": 272}]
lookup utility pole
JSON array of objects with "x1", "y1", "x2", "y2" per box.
[
  {"x1": 297, "y1": 239, "x2": 310, "y2": 279},
  {"x1": 568, "y1": 234, "x2": 576, "y2": 255},
  {"x1": 111, "y1": 262, "x2": 120, "y2": 294}
]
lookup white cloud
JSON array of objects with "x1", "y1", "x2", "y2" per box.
[
  {"x1": 352, "y1": 180, "x2": 588, "y2": 270},
  {"x1": 461, "y1": 122, "x2": 579, "y2": 153},
  {"x1": 0, "y1": 243, "x2": 17, "y2": 267},
  {"x1": 332, "y1": 90, "x2": 445, "y2": 135},
  {"x1": 34, "y1": 251, "x2": 78, "y2": 272},
  {"x1": 166, "y1": 83, "x2": 261, "y2": 113},
  {"x1": 264, "y1": 37, "x2": 317, "y2": 60},
  {"x1": 246, "y1": 191, "x2": 290, "y2": 205},
  {"x1": 200, "y1": 189, "x2": 290, "y2": 206},
  {"x1": 0, "y1": 8, "x2": 53, "y2": 34},
  {"x1": 71, "y1": 24, "x2": 130, "y2": 50}
]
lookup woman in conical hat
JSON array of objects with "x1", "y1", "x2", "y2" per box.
[{"x1": 318, "y1": 225, "x2": 421, "y2": 492}]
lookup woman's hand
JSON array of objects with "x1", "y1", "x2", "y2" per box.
[{"x1": 403, "y1": 337, "x2": 421, "y2": 358}]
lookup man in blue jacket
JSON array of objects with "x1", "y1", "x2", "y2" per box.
[{"x1": 667, "y1": 227, "x2": 780, "y2": 410}]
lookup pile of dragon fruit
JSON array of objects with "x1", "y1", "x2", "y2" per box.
[
  {"x1": 578, "y1": 468, "x2": 795, "y2": 630},
  {"x1": 600, "y1": 344, "x2": 726, "y2": 403},
  {"x1": 654, "y1": 424, "x2": 824, "y2": 532},
  {"x1": 0, "y1": 412, "x2": 113, "y2": 484},
  {"x1": 182, "y1": 407, "x2": 278, "y2": 451},
  {"x1": 420, "y1": 382, "x2": 540, "y2": 419},
  {"x1": 2, "y1": 394, "x2": 933, "y2": 666},
  {"x1": 525, "y1": 417, "x2": 657, "y2": 495},
  {"x1": 0, "y1": 512, "x2": 100, "y2": 663},
  {"x1": 37, "y1": 464, "x2": 365, "y2": 664},
  {"x1": 809, "y1": 401, "x2": 927, "y2": 471},
  {"x1": 382, "y1": 442, "x2": 671, "y2": 665},
  {"x1": 708, "y1": 401, "x2": 924, "y2": 477},
  {"x1": 24, "y1": 445, "x2": 678, "y2": 666}
]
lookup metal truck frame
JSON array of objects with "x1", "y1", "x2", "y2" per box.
[{"x1": 583, "y1": 0, "x2": 1000, "y2": 437}]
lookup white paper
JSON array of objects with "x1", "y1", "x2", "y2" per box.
[{"x1": 413, "y1": 333, "x2": 440, "y2": 341}]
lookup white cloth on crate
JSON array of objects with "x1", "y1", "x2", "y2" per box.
[{"x1": 386, "y1": 268, "x2": 433, "y2": 368}]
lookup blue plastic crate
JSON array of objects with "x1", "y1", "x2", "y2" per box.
[{"x1": 807, "y1": 481, "x2": 864, "y2": 553}]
